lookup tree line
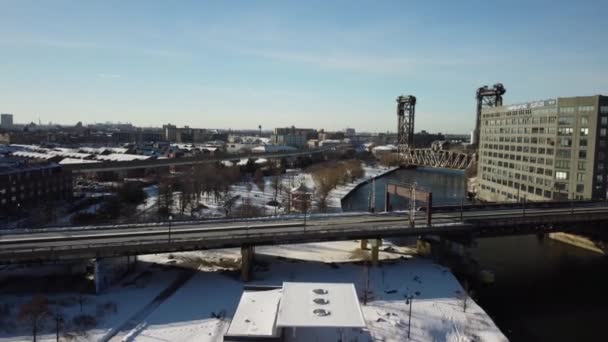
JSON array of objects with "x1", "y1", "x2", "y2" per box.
[{"x1": 310, "y1": 160, "x2": 365, "y2": 212}]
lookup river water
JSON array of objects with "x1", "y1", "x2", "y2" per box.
[{"x1": 342, "y1": 167, "x2": 608, "y2": 342}]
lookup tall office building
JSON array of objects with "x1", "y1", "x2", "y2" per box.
[
  {"x1": 1, "y1": 113, "x2": 13, "y2": 128},
  {"x1": 478, "y1": 95, "x2": 608, "y2": 202}
]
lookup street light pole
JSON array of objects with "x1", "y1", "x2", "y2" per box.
[
  {"x1": 168, "y1": 215, "x2": 173, "y2": 243},
  {"x1": 406, "y1": 295, "x2": 413, "y2": 339}
]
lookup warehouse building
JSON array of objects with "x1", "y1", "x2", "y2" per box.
[{"x1": 478, "y1": 95, "x2": 608, "y2": 202}]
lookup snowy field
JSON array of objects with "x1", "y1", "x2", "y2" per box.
[{"x1": 0, "y1": 241, "x2": 506, "y2": 341}]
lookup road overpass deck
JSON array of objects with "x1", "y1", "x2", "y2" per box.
[{"x1": 2, "y1": 204, "x2": 608, "y2": 264}]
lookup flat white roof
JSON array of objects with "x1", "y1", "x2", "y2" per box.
[
  {"x1": 226, "y1": 288, "x2": 282, "y2": 338},
  {"x1": 276, "y1": 282, "x2": 366, "y2": 328},
  {"x1": 95, "y1": 153, "x2": 150, "y2": 161},
  {"x1": 59, "y1": 158, "x2": 100, "y2": 165}
]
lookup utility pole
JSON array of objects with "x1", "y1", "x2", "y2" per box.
[
  {"x1": 406, "y1": 295, "x2": 414, "y2": 339},
  {"x1": 460, "y1": 199, "x2": 464, "y2": 221},
  {"x1": 368, "y1": 178, "x2": 376, "y2": 214},
  {"x1": 54, "y1": 313, "x2": 63, "y2": 342},
  {"x1": 168, "y1": 215, "x2": 173, "y2": 243},
  {"x1": 410, "y1": 183, "x2": 417, "y2": 228}
]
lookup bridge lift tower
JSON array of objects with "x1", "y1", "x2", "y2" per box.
[
  {"x1": 396, "y1": 95, "x2": 417, "y2": 154},
  {"x1": 473, "y1": 83, "x2": 506, "y2": 148}
]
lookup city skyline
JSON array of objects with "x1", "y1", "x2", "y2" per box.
[{"x1": 1, "y1": 0, "x2": 607, "y2": 132}]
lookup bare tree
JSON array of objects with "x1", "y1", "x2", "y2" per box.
[
  {"x1": 157, "y1": 177, "x2": 175, "y2": 218},
  {"x1": 234, "y1": 198, "x2": 264, "y2": 218},
  {"x1": 18, "y1": 295, "x2": 50, "y2": 342},
  {"x1": 253, "y1": 168, "x2": 265, "y2": 193}
]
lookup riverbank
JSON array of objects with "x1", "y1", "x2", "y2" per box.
[
  {"x1": 548, "y1": 232, "x2": 606, "y2": 255},
  {"x1": 327, "y1": 165, "x2": 399, "y2": 212}
]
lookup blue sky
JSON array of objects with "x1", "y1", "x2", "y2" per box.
[{"x1": 1, "y1": 0, "x2": 606, "y2": 133}]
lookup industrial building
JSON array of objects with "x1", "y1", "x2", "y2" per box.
[
  {"x1": 271, "y1": 127, "x2": 317, "y2": 148},
  {"x1": 478, "y1": 95, "x2": 608, "y2": 202},
  {"x1": 0, "y1": 159, "x2": 73, "y2": 215}
]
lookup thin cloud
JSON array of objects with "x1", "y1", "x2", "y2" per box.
[
  {"x1": 98, "y1": 73, "x2": 121, "y2": 79},
  {"x1": 0, "y1": 34, "x2": 190, "y2": 59}
]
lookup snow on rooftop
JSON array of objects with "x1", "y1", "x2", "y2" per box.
[
  {"x1": 277, "y1": 282, "x2": 366, "y2": 329},
  {"x1": 95, "y1": 153, "x2": 150, "y2": 161},
  {"x1": 372, "y1": 144, "x2": 397, "y2": 151},
  {"x1": 59, "y1": 158, "x2": 100, "y2": 165},
  {"x1": 11, "y1": 151, "x2": 56, "y2": 160},
  {"x1": 225, "y1": 288, "x2": 282, "y2": 338},
  {"x1": 254, "y1": 158, "x2": 268, "y2": 164},
  {"x1": 48, "y1": 150, "x2": 92, "y2": 159}
]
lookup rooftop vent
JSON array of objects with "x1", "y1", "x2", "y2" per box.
[{"x1": 313, "y1": 308, "x2": 331, "y2": 317}]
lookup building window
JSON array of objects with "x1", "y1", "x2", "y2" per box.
[
  {"x1": 579, "y1": 150, "x2": 587, "y2": 159},
  {"x1": 576, "y1": 173, "x2": 585, "y2": 182},
  {"x1": 580, "y1": 139, "x2": 588, "y2": 147},
  {"x1": 560, "y1": 107, "x2": 576, "y2": 114},
  {"x1": 578, "y1": 161, "x2": 586, "y2": 170},
  {"x1": 556, "y1": 171, "x2": 569, "y2": 180},
  {"x1": 601, "y1": 116, "x2": 608, "y2": 125},
  {"x1": 579, "y1": 106, "x2": 594, "y2": 113},
  {"x1": 558, "y1": 127, "x2": 573, "y2": 136},
  {"x1": 600, "y1": 106, "x2": 608, "y2": 114},
  {"x1": 558, "y1": 116, "x2": 575, "y2": 125},
  {"x1": 555, "y1": 160, "x2": 570, "y2": 169},
  {"x1": 601, "y1": 128, "x2": 607, "y2": 137},
  {"x1": 560, "y1": 138, "x2": 572, "y2": 147},
  {"x1": 580, "y1": 128, "x2": 589, "y2": 136}
]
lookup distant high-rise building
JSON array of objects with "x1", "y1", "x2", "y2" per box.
[
  {"x1": 163, "y1": 124, "x2": 178, "y2": 142},
  {"x1": 1, "y1": 113, "x2": 13, "y2": 129}
]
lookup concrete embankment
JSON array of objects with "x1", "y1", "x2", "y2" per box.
[{"x1": 338, "y1": 166, "x2": 401, "y2": 208}]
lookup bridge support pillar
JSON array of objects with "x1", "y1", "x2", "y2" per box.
[
  {"x1": 371, "y1": 239, "x2": 382, "y2": 266},
  {"x1": 241, "y1": 245, "x2": 255, "y2": 282},
  {"x1": 93, "y1": 255, "x2": 138, "y2": 294},
  {"x1": 360, "y1": 239, "x2": 368, "y2": 250},
  {"x1": 385, "y1": 186, "x2": 391, "y2": 212}
]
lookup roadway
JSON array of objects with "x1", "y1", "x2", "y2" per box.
[
  {"x1": 2, "y1": 203, "x2": 608, "y2": 264},
  {"x1": 64, "y1": 146, "x2": 341, "y2": 173}
]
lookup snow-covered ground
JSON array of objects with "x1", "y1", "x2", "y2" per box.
[
  {"x1": 0, "y1": 265, "x2": 182, "y2": 342},
  {"x1": 132, "y1": 241, "x2": 506, "y2": 342},
  {"x1": 0, "y1": 240, "x2": 505, "y2": 342}
]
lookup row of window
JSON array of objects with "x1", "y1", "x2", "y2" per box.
[
  {"x1": 482, "y1": 144, "x2": 555, "y2": 156},
  {"x1": 481, "y1": 181, "x2": 553, "y2": 199},
  {"x1": 484, "y1": 126, "x2": 555, "y2": 135},
  {"x1": 482, "y1": 109, "x2": 535, "y2": 119},
  {"x1": 557, "y1": 127, "x2": 589, "y2": 136},
  {"x1": 0, "y1": 188, "x2": 72, "y2": 204},
  {"x1": 484, "y1": 116, "x2": 557, "y2": 126},
  {"x1": 555, "y1": 159, "x2": 588, "y2": 169},
  {"x1": 560, "y1": 106, "x2": 595, "y2": 114},
  {"x1": 482, "y1": 135, "x2": 557, "y2": 145},
  {"x1": 482, "y1": 163, "x2": 555, "y2": 179},
  {"x1": 0, "y1": 179, "x2": 72, "y2": 194}
]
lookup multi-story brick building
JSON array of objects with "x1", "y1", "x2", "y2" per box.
[
  {"x1": 0, "y1": 160, "x2": 73, "y2": 215},
  {"x1": 271, "y1": 127, "x2": 317, "y2": 148},
  {"x1": 478, "y1": 95, "x2": 608, "y2": 202}
]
